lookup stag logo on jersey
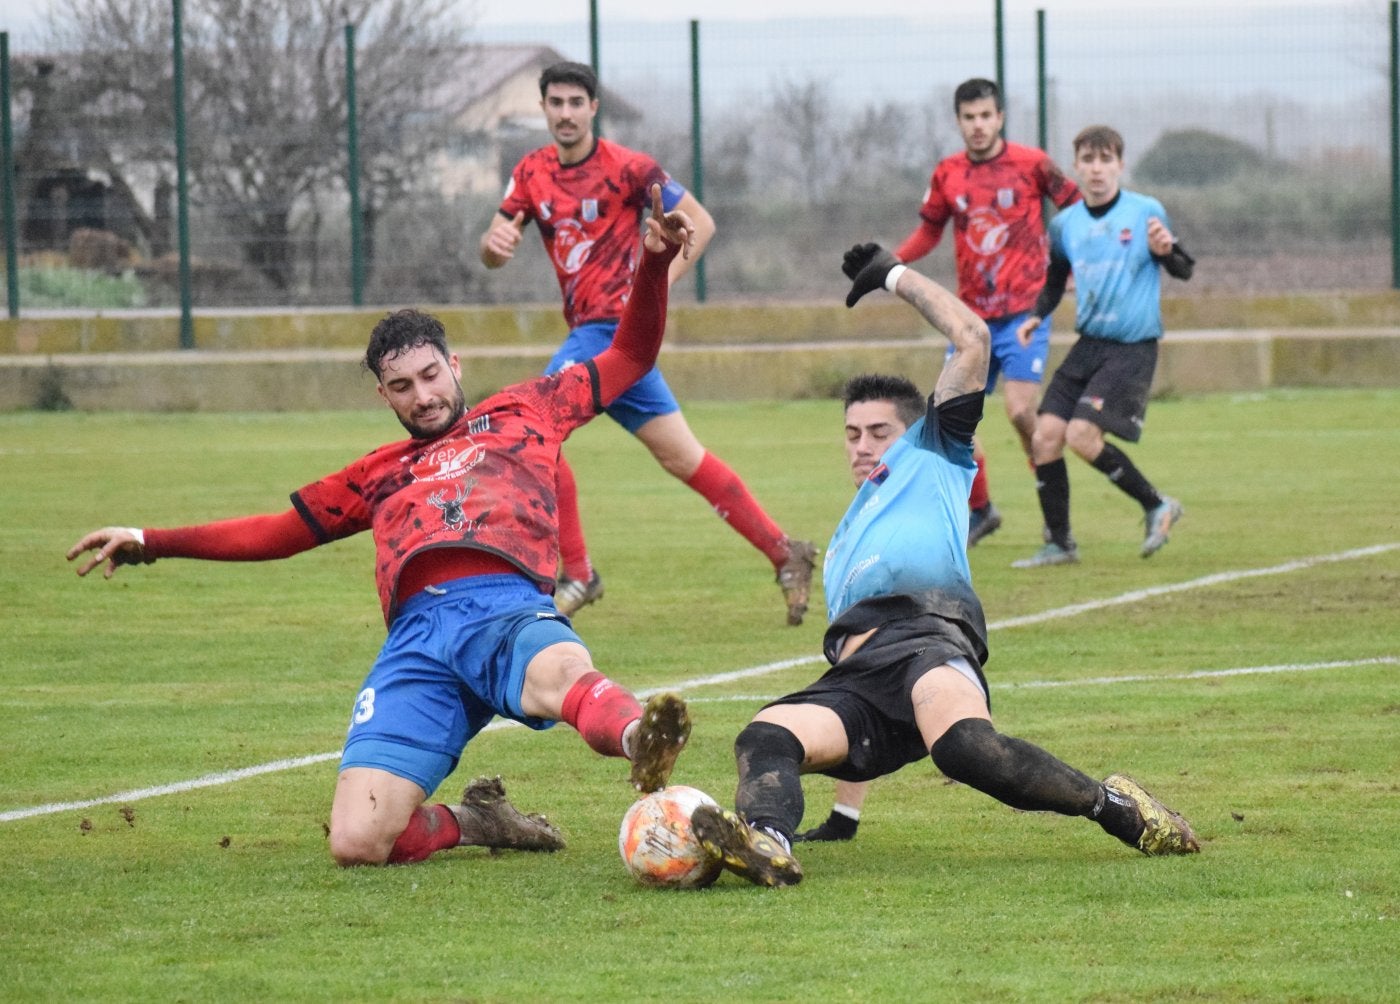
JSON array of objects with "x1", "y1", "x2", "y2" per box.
[
  {"x1": 427, "y1": 478, "x2": 478, "y2": 534},
  {"x1": 997, "y1": 188, "x2": 1014, "y2": 208},
  {"x1": 1119, "y1": 227, "x2": 1133, "y2": 245},
  {"x1": 552, "y1": 219, "x2": 594, "y2": 274},
  {"x1": 581, "y1": 199, "x2": 598, "y2": 222},
  {"x1": 965, "y1": 207, "x2": 1010, "y2": 256},
  {"x1": 412, "y1": 437, "x2": 486, "y2": 482}
]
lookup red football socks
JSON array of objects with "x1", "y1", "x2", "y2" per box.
[
  {"x1": 560, "y1": 670, "x2": 642, "y2": 758},
  {"x1": 386, "y1": 804, "x2": 460, "y2": 864},
  {"x1": 969, "y1": 451, "x2": 991, "y2": 511},
  {"x1": 685, "y1": 452, "x2": 788, "y2": 567}
]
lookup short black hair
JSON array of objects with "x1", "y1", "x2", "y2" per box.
[
  {"x1": 363, "y1": 309, "x2": 450, "y2": 379},
  {"x1": 843, "y1": 373, "x2": 925, "y2": 428},
  {"x1": 539, "y1": 61, "x2": 597, "y2": 100},
  {"x1": 954, "y1": 77, "x2": 1002, "y2": 113}
]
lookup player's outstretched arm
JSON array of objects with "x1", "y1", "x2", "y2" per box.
[
  {"x1": 67, "y1": 527, "x2": 152, "y2": 579},
  {"x1": 67, "y1": 510, "x2": 319, "y2": 581},
  {"x1": 842, "y1": 242, "x2": 989, "y2": 403},
  {"x1": 594, "y1": 185, "x2": 693, "y2": 404}
]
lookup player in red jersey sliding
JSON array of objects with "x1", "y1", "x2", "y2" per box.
[
  {"x1": 67, "y1": 188, "x2": 695, "y2": 868},
  {"x1": 480, "y1": 61, "x2": 815, "y2": 626}
]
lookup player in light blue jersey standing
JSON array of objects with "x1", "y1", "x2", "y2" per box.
[
  {"x1": 687, "y1": 244, "x2": 1200, "y2": 886},
  {"x1": 1012, "y1": 125, "x2": 1196, "y2": 568}
]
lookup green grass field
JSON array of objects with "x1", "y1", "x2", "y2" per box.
[{"x1": 4, "y1": 388, "x2": 1399, "y2": 1002}]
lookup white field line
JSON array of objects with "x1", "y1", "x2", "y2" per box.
[{"x1": 5, "y1": 543, "x2": 1397, "y2": 824}]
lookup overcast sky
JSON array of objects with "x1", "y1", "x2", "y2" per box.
[{"x1": 0, "y1": 0, "x2": 1366, "y2": 44}]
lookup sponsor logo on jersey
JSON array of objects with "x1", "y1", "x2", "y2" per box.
[
  {"x1": 426, "y1": 478, "x2": 478, "y2": 533},
  {"x1": 965, "y1": 207, "x2": 1010, "y2": 256},
  {"x1": 412, "y1": 438, "x2": 486, "y2": 482},
  {"x1": 552, "y1": 219, "x2": 594, "y2": 273}
]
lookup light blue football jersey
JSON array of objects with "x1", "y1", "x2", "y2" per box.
[
  {"x1": 1048, "y1": 190, "x2": 1171, "y2": 344},
  {"x1": 823, "y1": 416, "x2": 975, "y2": 623}
]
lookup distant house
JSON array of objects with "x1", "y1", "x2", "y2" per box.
[{"x1": 431, "y1": 44, "x2": 643, "y2": 199}]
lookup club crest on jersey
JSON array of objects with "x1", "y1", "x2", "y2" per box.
[
  {"x1": 1119, "y1": 227, "x2": 1133, "y2": 245},
  {"x1": 552, "y1": 219, "x2": 594, "y2": 273},
  {"x1": 413, "y1": 437, "x2": 486, "y2": 482},
  {"x1": 997, "y1": 188, "x2": 1014, "y2": 208},
  {"x1": 427, "y1": 478, "x2": 478, "y2": 533},
  {"x1": 868, "y1": 463, "x2": 890, "y2": 485},
  {"x1": 581, "y1": 199, "x2": 598, "y2": 222}
]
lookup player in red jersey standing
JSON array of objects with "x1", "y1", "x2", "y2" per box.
[
  {"x1": 799, "y1": 78, "x2": 1080, "y2": 844},
  {"x1": 68, "y1": 189, "x2": 695, "y2": 868},
  {"x1": 479, "y1": 61, "x2": 816, "y2": 627},
  {"x1": 896, "y1": 77, "x2": 1080, "y2": 550}
]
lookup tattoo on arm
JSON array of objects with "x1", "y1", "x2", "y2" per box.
[{"x1": 898, "y1": 274, "x2": 990, "y2": 404}]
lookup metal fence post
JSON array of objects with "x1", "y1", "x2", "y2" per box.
[
  {"x1": 1, "y1": 32, "x2": 19, "y2": 318},
  {"x1": 689, "y1": 19, "x2": 706, "y2": 303},
  {"x1": 1391, "y1": 1, "x2": 1399, "y2": 289},
  {"x1": 1036, "y1": 9, "x2": 1048, "y2": 153},
  {"x1": 172, "y1": 0, "x2": 194, "y2": 348},
  {"x1": 345, "y1": 22, "x2": 364, "y2": 306}
]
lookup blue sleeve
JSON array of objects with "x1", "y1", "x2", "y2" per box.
[{"x1": 660, "y1": 178, "x2": 687, "y2": 212}]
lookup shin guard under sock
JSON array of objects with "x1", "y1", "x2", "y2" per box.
[
  {"x1": 560, "y1": 670, "x2": 642, "y2": 758},
  {"x1": 1033, "y1": 459, "x2": 1073, "y2": 548},
  {"x1": 732, "y1": 721, "x2": 807, "y2": 840},
  {"x1": 930, "y1": 718, "x2": 1101, "y2": 815},
  {"x1": 685, "y1": 452, "x2": 789, "y2": 567},
  {"x1": 1090, "y1": 442, "x2": 1161, "y2": 511}
]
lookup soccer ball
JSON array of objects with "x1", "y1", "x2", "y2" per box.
[{"x1": 618, "y1": 785, "x2": 724, "y2": 889}]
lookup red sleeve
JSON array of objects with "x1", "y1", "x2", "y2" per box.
[
  {"x1": 1041, "y1": 154, "x2": 1082, "y2": 209},
  {"x1": 593, "y1": 243, "x2": 679, "y2": 404},
  {"x1": 144, "y1": 509, "x2": 320, "y2": 562},
  {"x1": 895, "y1": 218, "x2": 942, "y2": 263}
]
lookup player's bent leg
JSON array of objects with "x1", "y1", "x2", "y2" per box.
[
  {"x1": 329, "y1": 766, "x2": 428, "y2": 866},
  {"x1": 633, "y1": 410, "x2": 706, "y2": 480},
  {"x1": 1001, "y1": 379, "x2": 1040, "y2": 457}
]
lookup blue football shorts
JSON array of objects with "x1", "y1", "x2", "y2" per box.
[
  {"x1": 944, "y1": 311, "x2": 1051, "y2": 393},
  {"x1": 545, "y1": 319, "x2": 681, "y2": 433},
  {"x1": 339, "y1": 573, "x2": 582, "y2": 796}
]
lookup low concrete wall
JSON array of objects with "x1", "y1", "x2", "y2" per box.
[{"x1": 2, "y1": 327, "x2": 1397, "y2": 413}]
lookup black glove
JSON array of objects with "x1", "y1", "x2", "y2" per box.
[
  {"x1": 842, "y1": 242, "x2": 901, "y2": 308},
  {"x1": 793, "y1": 809, "x2": 859, "y2": 842}
]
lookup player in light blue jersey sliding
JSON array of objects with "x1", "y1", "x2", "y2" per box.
[
  {"x1": 687, "y1": 244, "x2": 1199, "y2": 886},
  {"x1": 1013, "y1": 124, "x2": 1196, "y2": 568}
]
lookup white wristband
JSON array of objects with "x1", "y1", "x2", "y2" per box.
[
  {"x1": 124, "y1": 527, "x2": 146, "y2": 546},
  {"x1": 884, "y1": 264, "x2": 907, "y2": 292}
]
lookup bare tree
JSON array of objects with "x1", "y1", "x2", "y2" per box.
[{"x1": 40, "y1": 0, "x2": 471, "y2": 292}]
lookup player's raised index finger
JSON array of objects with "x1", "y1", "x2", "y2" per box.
[{"x1": 649, "y1": 183, "x2": 664, "y2": 219}]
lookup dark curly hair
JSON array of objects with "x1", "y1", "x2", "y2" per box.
[{"x1": 362, "y1": 309, "x2": 450, "y2": 379}]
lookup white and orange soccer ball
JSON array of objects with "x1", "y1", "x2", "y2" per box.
[{"x1": 618, "y1": 785, "x2": 724, "y2": 889}]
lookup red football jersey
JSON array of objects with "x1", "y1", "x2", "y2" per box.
[
  {"x1": 500, "y1": 138, "x2": 671, "y2": 329},
  {"x1": 913, "y1": 141, "x2": 1080, "y2": 319},
  {"x1": 291, "y1": 366, "x2": 601, "y2": 623}
]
